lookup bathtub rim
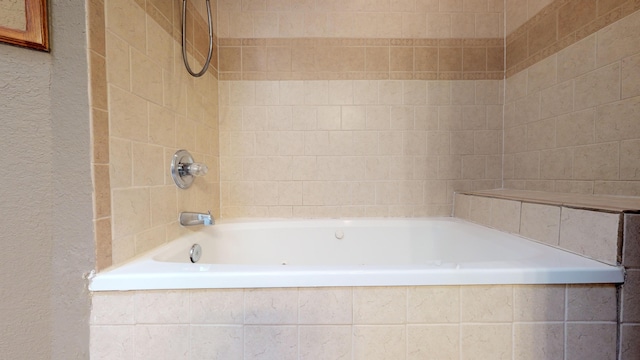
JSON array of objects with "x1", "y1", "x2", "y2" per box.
[{"x1": 89, "y1": 217, "x2": 625, "y2": 291}]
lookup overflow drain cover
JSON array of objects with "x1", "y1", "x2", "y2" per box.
[{"x1": 190, "y1": 243, "x2": 202, "y2": 263}]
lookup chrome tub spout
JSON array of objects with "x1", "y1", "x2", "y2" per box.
[{"x1": 179, "y1": 211, "x2": 214, "y2": 226}]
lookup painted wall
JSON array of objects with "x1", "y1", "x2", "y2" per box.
[
  {"x1": 0, "y1": 35, "x2": 53, "y2": 360},
  {"x1": 0, "y1": 0, "x2": 93, "y2": 358}
]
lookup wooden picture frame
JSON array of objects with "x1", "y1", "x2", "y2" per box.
[{"x1": 0, "y1": 0, "x2": 49, "y2": 51}]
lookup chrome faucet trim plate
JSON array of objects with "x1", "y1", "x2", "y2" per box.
[{"x1": 171, "y1": 150, "x2": 209, "y2": 189}]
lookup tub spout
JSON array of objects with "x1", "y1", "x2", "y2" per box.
[{"x1": 179, "y1": 211, "x2": 214, "y2": 226}]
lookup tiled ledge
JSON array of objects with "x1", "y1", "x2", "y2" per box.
[
  {"x1": 462, "y1": 189, "x2": 640, "y2": 213},
  {"x1": 453, "y1": 189, "x2": 637, "y2": 265}
]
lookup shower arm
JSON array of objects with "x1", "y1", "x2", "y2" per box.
[{"x1": 181, "y1": 0, "x2": 213, "y2": 77}]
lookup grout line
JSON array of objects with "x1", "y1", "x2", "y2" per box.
[
  {"x1": 405, "y1": 286, "x2": 409, "y2": 359},
  {"x1": 351, "y1": 287, "x2": 355, "y2": 360},
  {"x1": 616, "y1": 284, "x2": 623, "y2": 360},
  {"x1": 564, "y1": 285, "x2": 569, "y2": 360},
  {"x1": 511, "y1": 285, "x2": 515, "y2": 360},
  {"x1": 458, "y1": 285, "x2": 462, "y2": 359}
]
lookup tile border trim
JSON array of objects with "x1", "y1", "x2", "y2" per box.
[
  {"x1": 506, "y1": 0, "x2": 640, "y2": 77},
  {"x1": 219, "y1": 37, "x2": 504, "y2": 81}
]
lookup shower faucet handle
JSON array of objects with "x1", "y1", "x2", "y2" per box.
[{"x1": 184, "y1": 162, "x2": 208, "y2": 177}]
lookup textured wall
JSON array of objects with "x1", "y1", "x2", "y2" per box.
[
  {"x1": 0, "y1": 40, "x2": 53, "y2": 360},
  {"x1": 0, "y1": 0, "x2": 93, "y2": 358},
  {"x1": 49, "y1": 1, "x2": 94, "y2": 357}
]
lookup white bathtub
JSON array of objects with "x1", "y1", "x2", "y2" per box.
[{"x1": 89, "y1": 218, "x2": 624, "y2": 291}]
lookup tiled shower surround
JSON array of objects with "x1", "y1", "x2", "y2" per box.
[
  {"x1": 88, "y1": 0, "x2": 220, "y2": 269},
  {"x1": 89, "y1": 0, "x2": 640, "y2": 359},
  {"x1": 88, "y1": 0, "x2": 640, "y2": 265}
]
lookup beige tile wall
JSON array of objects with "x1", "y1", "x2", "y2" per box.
[
  {"x1": 218, "y1": 79, "x2": 502, "y2": 218},
  {"x1": 87, "y1": 0, "x2": 111, "y2": 270},
  {"x1": 504, "y1": 7, "x2": 640, "y2": 196},
  {"x1": 91, "y1": 284, "x2": 618, "y2": 359},
  {"x1": 216, "y1": 0, "x2": 505, "y2": 81},
  {"x1": 505, "y1": 0, "x2": 640, "y2": 76},
  {"x1": 217, "y1": 0, "x2": 505, "y2": 39},
  {"x1": 89, "y1": 0, "x2": 640, "y2": 267},
  {"x1": 505, "y1": 0, "x2": 555, "y2": 35},
  {"x1": 89, "y1": 0, "x2": 220, "y2": 268},
  {"x1": 215, "y1": 1, "x2": 506, "y2": 217}
]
